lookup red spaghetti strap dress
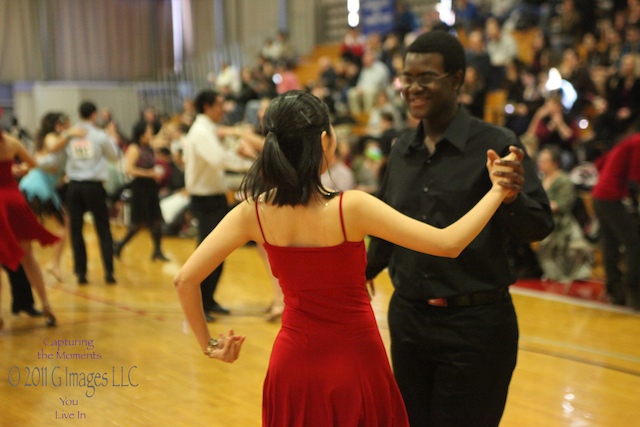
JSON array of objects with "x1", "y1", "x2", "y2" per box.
[
  {"x1": 0, "y1": 160, "x2": 59, "y2": 271},
  {"x1": 258, "y1": 193, "x2": 409, "y2": 427}
]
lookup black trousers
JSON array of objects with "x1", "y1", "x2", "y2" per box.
[
  {"x1": 3, "y1": 264, "x2": 36, "y2": 311},
  {"x1": 593, "y1": 198, "x2": 640, "y2": 304},
  {"x1": 67, "y1": 181, "x2": 114, "y2": 278},
  {"x1": 190, "y1": 194, "x2": 229, "y2": 312},
  {"x1": 389, "y1": 292, "x2": 519, "y2": 427}
]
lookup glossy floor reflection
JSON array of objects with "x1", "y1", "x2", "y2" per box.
[{"x1": 1, "y1": 227, "x2": 639, "y2": 426}]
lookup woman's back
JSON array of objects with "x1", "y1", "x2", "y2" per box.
[{"x1": 258, "y1": 193, "x2": 409, "y2": 426}]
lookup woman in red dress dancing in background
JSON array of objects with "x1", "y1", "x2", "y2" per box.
[
  {"x1": 0, "y1": 130, "x2": 58, "y2": 328},
  {"x1": 174, "y1": 90, "x2": 517, "y2": 426}
]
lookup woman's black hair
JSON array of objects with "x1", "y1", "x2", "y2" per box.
[
  {"x1": 35, "y1": 112, "x2": 67, "y2": 152},
  {"x1": 130, "y1": 120, "x2": 150, "y2": 145},
  {"x1": 240, "y1": 90, "x2": 336, "y2": 206}
]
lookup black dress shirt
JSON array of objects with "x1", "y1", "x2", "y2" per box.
[{"x1": 365, "y1": 107, "x2": 553, "y2": 300}]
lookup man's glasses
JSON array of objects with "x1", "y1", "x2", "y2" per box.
[{"x1": 399, "y1": 72, "x2": 450, "y2": 89}]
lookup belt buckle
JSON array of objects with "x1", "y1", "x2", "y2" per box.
[{"x1": 427, "y1": 298, "x2": 448, "y2": 307}]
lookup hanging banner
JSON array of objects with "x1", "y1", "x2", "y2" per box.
[{"x1": 359, "y1": 0, "x2": 396, "y2": 36}]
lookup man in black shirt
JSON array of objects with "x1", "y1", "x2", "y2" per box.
[{"x1": 366, "y1": 31, "x2": 553, "y2": 427}]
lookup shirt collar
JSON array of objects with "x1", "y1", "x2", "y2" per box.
[{"x1": 404, "y1": 106, "x2": 472, "y2": 156}]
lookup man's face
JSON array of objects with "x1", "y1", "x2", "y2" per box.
[
  {"x1": 401, "y1": 52, "x2": 459, "y2": 121},
  {"x1": 206, "y1": 96, "x2": 225, "y2": 123}
]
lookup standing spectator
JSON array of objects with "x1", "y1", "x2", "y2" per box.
[
  {"x1": 365, "y1": 30, "x2": 553, "y2": 427},
  {"x1": 595, "y1": 53, "x2": 640, "y2": 145},
  {"x1": 65, "y1": 101, "x2": 120, "y2": 285},
  {"x1": 591, "y1": 131, "x2": 640, "y2": 309},
  {"x1": 183, "y1": 90, "x2": 250, "y2": 321},
  {"x1": 113, "y1": 121, "x2": 168, "y2": 262}
]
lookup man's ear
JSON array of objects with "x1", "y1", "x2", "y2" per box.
[{"x1": 453, "y1": 69, "x2": 465, "y2": 91}]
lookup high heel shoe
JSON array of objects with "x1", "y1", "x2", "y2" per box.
[
  {"x1": 151, "y1": 252, "x2": 170, "y2": 262},
  {"x1": 12, "y1": 307, "x2": 43, "y2": 317},
  {"x1": 43, "y1": 307, "x2": 57, "y2": 327}
]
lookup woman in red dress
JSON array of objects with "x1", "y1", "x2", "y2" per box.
[
  {"x1": 0, "y1": 130, "x2": 59, "y2": 328},
  {"x1": 174, "y1": 90, "x2": 517, "y2": 426}
]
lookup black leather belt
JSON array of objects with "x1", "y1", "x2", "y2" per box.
[{"x1": 427, "y1": 287, "x2": 510, "y2": 307}]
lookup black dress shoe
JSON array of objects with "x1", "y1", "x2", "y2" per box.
[
  {"x1": 210, "y1": 303, "x2": 230, "y2": 315},
  {"x1": 113, "y1": 241, "x2": 123, "y2": 259},
  {"x1": 151, "y1": 252, "x2": 170, "y2": 262},
  {"x1": 204, "y1": 313, "x2": 216, "y2": 323},
  {"x1": 12, "y1": 307, "x2": 43, "y2": 317},
  {"x1": 105, "y1": 274, "x2": 117, "y2": 285}
]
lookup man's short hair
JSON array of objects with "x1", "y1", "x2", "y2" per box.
[
  {"x1": 79, "y1": 101, "x2": 97, "y2": 119},
  {"x1": 194, "y1": 90, "x2": 220, "y2": 114},
  {"x1": 405, "y1": 30, "x2": 466, "y2": 77}
]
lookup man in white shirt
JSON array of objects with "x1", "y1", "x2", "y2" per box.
[{"x1": 183, "y1": 90, "x2": 247, "y2": 321}]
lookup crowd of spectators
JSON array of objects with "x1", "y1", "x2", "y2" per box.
[{"x1": 7, "y1": 2, "x2": 639, "y2": 308}]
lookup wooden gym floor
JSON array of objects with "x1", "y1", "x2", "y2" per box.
[{"x1": 1, "y1": 223, "x2": 639, "y2": 427}]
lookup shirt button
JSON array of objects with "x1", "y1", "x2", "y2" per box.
[
  {"x1": 423, "y1": 187, "x2": 429, "y2": 192},
  {"x1": 422, "y1": 273, "x2": 430, "y2": 279},
  {"x1": 420, "y1": 214, "x2": 427, "y2": 221}
]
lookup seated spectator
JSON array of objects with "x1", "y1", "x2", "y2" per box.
[
  {"x1": 365, "y1": 90, "x2": 403, "y2": 137},
  {"x1": 464, "y1": 29, "x2": 493, "y2": 85},
  {"x1": 340, "y1": 26, "x2": 366, "y2": 66},
  {"x1": 347, "y1": 51, "x2": 390, "y2": 114},
  {"x1": 351, "y1": 138, "x2": 384, "y2": 194},
  {"x1": 504, "y1": 61, "x2": 544, "y2": 136},
  {"x1": 274, "y1": 61, "x2": 301, "y2": 95},
  {"x1": 558, "y1": 47, "x2": 599, "y2": 120},
  {"x1": 525, "y1": 95, "x2": 581, "y2": 170},
  {"x1": 548, "y1": 0, "x2": 584, "y2": 54},
  {"x1": 214, "y1": 62, "x2": 242, "y2": 98},
  {"x1": 454, "y1": 0, "x2": 483, "y2": 34},
  {"x1": 320, "y1": 137, "x2": 356, "y2": 192},
  {"x1": 620, "y1": 22, "x2": 640, "y2": 61},
  {"x1": 485, "y1": 16, "x2": 519, "y2": 90},
  {"x1": 458, "y1": 64, "x2": 487, "y2": 119},
  {"x1": 535, "y1": 146, "x2": 593, "y2": 284}
]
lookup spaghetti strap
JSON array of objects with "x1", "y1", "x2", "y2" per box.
[
  {"x1": 255, "y1": 199, "x2": 267, "y2": 243},
  {"x1": 338, "y1": 192, "x2": 347, "y2": 241}
]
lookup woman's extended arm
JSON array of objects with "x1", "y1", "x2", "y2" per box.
[
  {"x1": 349, "y1": 149, "x2": 513, "y2": 258},
  {"x1": 173, "y1": 203, "x2": 253, "y2": 361}
]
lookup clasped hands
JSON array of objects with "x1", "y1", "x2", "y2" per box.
[{"x1": 487, "y1": 145, "x2": 525, "y2": 204}]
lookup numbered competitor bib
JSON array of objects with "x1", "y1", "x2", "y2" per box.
[{"x1": 69, "y1": 139, "x2": 94, "y2": 159}]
